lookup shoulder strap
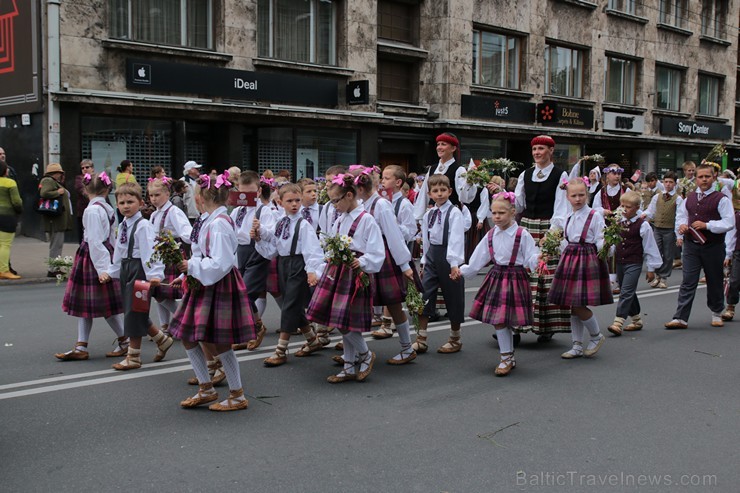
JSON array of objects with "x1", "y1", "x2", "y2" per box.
[
  {"x1": 126, "y1": 218, "x2": 144, "y2": 259},
  {"x1": 369, "y1": 196, "x2": 380, "y2": 217},
  {"x1": 486, "y1": 228, "x2": 495, "y2": 260},
  {"x1": 580, "y1": 210, "x2": 596, "y2": 245},
  {"x1": 93, "y1": 202, "x2": 114, "y2": 226},
  {"x1": 256, "y1": 204, "x2": 263, "y2": 220},
  {"x1": 442, "y1": 206, "x2": 453, "y2": 245},
  {"x1": 394, "y1": 196, "x2": 402, "y2": 217},
  {"x1": 509, "y1": 227, "x2": 524, "y2": 266},
  {"x1": 348, "y1": 210, "x2": 367, "y2": 238},
  {"x1": 159, "y1": 205, "x2": 172, "y2": 232}
]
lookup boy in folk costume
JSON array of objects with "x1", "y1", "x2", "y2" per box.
[
  {"x1": 665, "y1": 163, "x2": 735, "y2": 330},
  {"x1": 640, "y1": 172, "x2": 664, "y2": 211},
  {"x1": 592, "y1": 163, "x2": 628, "y2": 294},
  {"x1": 514, "y1": 135, "x2": 570, "y2": 342},
  {"x1": 298, "y1": 178, "x2": 321, "y2": 232},
  {"x1": 645, "y1": 172, "x2": 683, "y2": 289}
]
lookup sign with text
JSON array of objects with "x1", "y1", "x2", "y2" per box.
[
  {"x1": 0, "y1": 0, "x2": 42, "y2": 114},
  {"x1": 126, "y1": 59, "x2": 338, "y2": 107},
  {"x1": 603, "y1": 111, "x2": 645, "y2": 134},
  {"x1": 461, "y1": 95, "x2": 535, "y2": 123},
  {"x1": 536, "y1": 101, "x2": 594, "y2": 129},
  {"x1": 347, "y1": 80, "x2": 369, "y2": 105},
  {"x1": 659, "y1": 117, "x2": 731, "y2": 140}
]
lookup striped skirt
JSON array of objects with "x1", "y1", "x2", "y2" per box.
[
  {"x1": 373, "y1": 242, "x2": 407, "y2": 306},
  {"x1": 307, "y1": 262, "x2": 374, "y2": 333},
  {"x1": 169, "y1": 267, "x2": 256, "y2": 344},
  {"x1": 470, "y1": 264, "x2": 533, "y2": 327},
  {"x1": 62, "y1": 242, "x2": 124, "y2": 319},
  {"x1": 548, "y1": 243, "x2": 614, "y2": 307},
  {"x1": 519, "y1": 217, "x2": 570, "y2": 334}
]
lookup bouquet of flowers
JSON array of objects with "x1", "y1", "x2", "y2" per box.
[
  {"x1": 47, "y1": 255, "x2": 74, "y2": 285},
  {"x1": 481, "y1": 157, "x2": 523, "y2": 178},
  {"x1": 405, "y1": 282, "x2": 424, "y2": 332},
  {"x1": 536, "y1": 228, "x2": 563, "y2": 275},
  {"x1": 147, "y1": 230, "x2": 199, "y2": 288},
  {"x1": 321, "y1": 233, "x2": 370, "y2": 287},
  {"x1": 599, "y1": 206, "x2": 627, "y2": 260},
  {"x1": 317, "y1": 186, "x2": 329, "y2": 206},
  {"x1": 580, "y1": 154, "x2": 606, "y2": 166},
  {"x1": 462, "y1": 166, "x2": 494, "y2": 187},
  {"x1": 704, "y1": 143, "x2": 726, "y2": 164}
]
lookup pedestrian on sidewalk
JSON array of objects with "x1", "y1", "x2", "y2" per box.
[
  {"x1": 0, "y1": 161, "x2": 22, "y2": 279},
  {"x1": 39, "y1": 163, "x2": 73, "y2": 276}
]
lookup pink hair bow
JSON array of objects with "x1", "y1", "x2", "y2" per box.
[
  {"x1": 99, "y1": 172, "x2": 111, "y2": 186},
  {"x1": 353, "y1": 166, "x2": 374, "y2": 184},
  {"x1": 348, "y1": 165, "x2": 365, "y2": 172},
  {"x1": 260, "y1": 177, "x2": 275, "y2": 187},
  {"x1": 561, "y1": 177, "x2": 569, "y2": 187},
  {"x1": 83, "y1": 173, "x2": 92, "y2": 184},
  {"x1": 148, "y1": 177, "x2": 156, "y2": 183},
  {"x1": 199, "y1": 174, "x2": 211, "y2": 189},
  {"x1": 493, "y1": 191, "x2": 516, "y2": 204},
  {"x1": 331, "y1": 173, "x2": 347, "y2": 185},
  {"x1": 215, "y1": 170, "x2": 232, "y2": 189},
  {"x1": 582, "y1": 176, "x2": 590, "y2": 187}
]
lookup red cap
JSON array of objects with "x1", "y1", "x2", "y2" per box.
[{"x1": 531, "y1": 135, "x2": 555, "y2": 147}]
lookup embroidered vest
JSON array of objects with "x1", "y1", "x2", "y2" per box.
[
  {"x1": 522, "y1": 166, "x2": 563, "y2": 219},
  {"x1": 685, "y1": 191, "x2": 724, "y2": 245},
  {"x1": 616, "y1": 217, "x2": 644, "y2": 264},
  {"x1": 653, "y1": 193, "x2": 678, "y2": 229}
]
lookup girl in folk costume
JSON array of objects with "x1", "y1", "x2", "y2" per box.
[
  {"x1": 547, "y1": 178, "x2": 612, "y2": 359},
  {"x1": 147, "y1": 176, "x2": 192, "y2": 334},
  {"x1": 513, "y1": 135, "x2": 570, "y2": 342},
  {"x1": 56, "y1": 172, "x2": 128, "y2": 360},
  {"x1": 354, "y1": 166, "x2": 417, "y2": 364},
  {"x1": 231, "y1": 171, "x2": 277, "y2": 351},
  {"x1": 458, "y1": 192, "x2": 539, "y2": 376},
  {"x1": 254, "y1": 183, "x2": 326, "y2": 367},
  {"x1": 592, "y1": 164, "x2": 627, "y2": 293},
  {"x1": 168, "y1": 172, "x2": 257, "y2": 411},
  {"x1": 306, "y1": 174, "x2": 385, "y2": 383}
]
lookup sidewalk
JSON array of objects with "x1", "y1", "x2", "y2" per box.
[{"x1": 0, "y1": 235, "x2": 78, "y2": 285}]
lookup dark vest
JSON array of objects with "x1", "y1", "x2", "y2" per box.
[
  {"x1": 685, "y1": 191, "x2": 725, "y2": 245},
  {"x1": 427, "y1": 160, "x2": 462, "y2": 207},
  {"x1": 616, "y1": 217, "x2": 644, "y2": 264},
  {"x1": 600, "y1": 185, "x2": 626, "y2": 212},
  {"x1": 522, "y1": 165, "x2": 563, "y2": 219},
  {"x1": 734, "y1": 212, "x2": 740, "y2": 252}
]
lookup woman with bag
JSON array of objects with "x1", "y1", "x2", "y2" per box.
[
  {"x1": 0, "y1": 161, "x2": 22, "y2": 279},
  {"x1": 39, "y1": 163, "x2": 72, "y2": 277}
]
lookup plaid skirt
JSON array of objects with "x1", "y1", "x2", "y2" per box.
[
  {"x1": 548, "y1": 243, "x2": 614, "y2": 307},
  {"x1": 307, "y1": 262, "x2": 375, "y2": 333},
  {"x1": 169, "y1": 267, "x2": 257, "y2": 344},
  {"x1": 152, "y1": 263, "x2": 185, "y2": 301},
  {"x1": 373, "y1": 242, "x2": 407, "y2": 306},
  {"x1": 62, "y1": 242, "x2": 124, "y2": 319},
  {"x1": 470, "y1": 264, "x2": 533, "y2": 327},
  {"x1": 266, "y1": 257, "x2": 280, "y2": 296}
]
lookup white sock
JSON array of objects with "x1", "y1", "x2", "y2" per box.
[
  {"x1": 186, "y1": 346, "x2": 211, "y2": 384},
  {"x1": 496, "y1": 328, "x2": 513, "y2": 354},
  {"x1": 255, "y1": 298, "x2": 267, "y2": 318},
  {"x1": 582, "y1": 315, "x2": 601, "y2": 338},
  {"x1": 218, "y1": 350, "x2": 243, "y2": 391},
  {"x1": 570, "y1": 316, "x2": 585, "y2": 343},
  {"x1": 609, "y1": 273, "x2": 617, "y2": 283},
  {"x1": 345, "y1": 331, "x2": 368, "y2": 354},
  {"x1": 450, "y1": 329, "x2": 461, "y2": 339},
  {"x1": 104, "y1": 314, "x2": 125, "y2": 338},
  {"x1": 77, "y1": 318, "x2": 93, "y2": 345},
  {"x1": 396, "y1": 320, "x2": 411, "y2": 346}
]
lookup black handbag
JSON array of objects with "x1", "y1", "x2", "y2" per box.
[{"x1": 35, "y1": 179, "x2": 64, "y2": 216}]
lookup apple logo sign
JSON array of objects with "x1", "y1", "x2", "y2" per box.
[
  {"x1": 353, "y1": 85, "x2": 361, "y2": 98},
  {"x1": 133, "y1": 63, "x2": 152, "y2": 84},
  {"x1": 138, "y1": 67, "x2": 146, "y2": 78}
]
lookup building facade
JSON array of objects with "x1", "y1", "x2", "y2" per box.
[{"x1": 0, "y1": 0, "x2": 738, "y2": 236}]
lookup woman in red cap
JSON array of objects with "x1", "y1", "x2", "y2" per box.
[{"x1": 513, "y1": 135, "x2": 571, "y2": 342}]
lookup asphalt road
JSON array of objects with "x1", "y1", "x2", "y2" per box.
[{"x1": 0, "y1": 274, "x2": 736, "y2": 492}]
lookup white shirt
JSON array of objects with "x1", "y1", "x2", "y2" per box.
[
  {"x1": 591, "y1": 183, "x2": 623, "y2": 212},
  {"x1": 675, "y1": 188, "x2": 735, "y2": 240},
  {"x1": 421, "y1": 200, "x2": 465, "y2": 267},
  {"x1": 150, "y1": 201, "x2": 193, "y2": 244},
  {"x1": 328, "y1": 206, "x2": 385, "y2": 274},
  {"x1": 256, "y1": 212, "x2": 325, "y2": 275},
  {"x1": 318, "y1": 201, "x2": 341, "y2": 234},
  {"x1": 187, "y1": 206, "x2": 237, "y2": 287},
  {"x1": 108, "y1": 211, "x2": 164, "y2": 280},
  {"x1": 561, "y1": 206, "x2": 606, "y2": 252},
  {"x1": 645, "y1": 189, "x2": 683, "y2": 222},
  {"x1": 477, "y1": 187, "x2": 491, "y2": 224},
  {"x1": 83, "y1": 197, "x2": 117, "y2": 275},
  {"x1": 391, "y1": 191, "x2": 416, "y2": 243},
  {"x1": 460, "y1": 222, "x2": 539, "y2": 278},
  {"x1": 623, "y1": 215, "x2": 663, "y2": 272},
  {"x1": 515, "y1": 163, "x2": 569, "y2": 229},
  {"x1": 180, "y1": 175, "x2": 199, "y2": 219},
  {"x1": 413, "y1": 158, "x2": 477, "y2": 221},
  {"x1": 363, "y1": 193, "x2": 411, "y2": 271},
  {"x1": 230, "y1": 203, "x2": 278, "y2": 246}
]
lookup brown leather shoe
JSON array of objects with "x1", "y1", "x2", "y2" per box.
[
  {"x1": 263, "y1": 354, "x2": 287, "y2": 367},
  {"x1": 180, "y1": 384, "x2": 219, "y2": 408},
  {"x1": 327, "y1": 371, "x2": 357, "y2": 383},
  {"x1": 664, "y1": 320, "x2": 688, "y2": 330},
  {"x1": 54, "y1": 342, "x2": 89, "y2": 361}
]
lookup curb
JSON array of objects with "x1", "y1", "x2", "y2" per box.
[{"x1": 0, "y1": 277, "x2": 58, "y2": 286}]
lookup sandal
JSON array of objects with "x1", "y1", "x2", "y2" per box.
[
  {"x1": 112, "y1": 350, "x2": 142, "y2": 371},
  {"x1": 494, "y1": 352, "x2": 516, "y2": 377},
  {"x1": 332, "y1": 355, "x2": 345, "y2": 365},
  {"x1": 208, "y1": 388, "x2": 249, "y2": 411},
  {"x1": 624, "y1": 317, "x2": 643, "y2": 331},
  {"x1": 334, "y1": 341, "x2": 344, "y2": 351},
  {"x1": 246, "y1": 321, "x2": 268, "y2": 351},
  {"x1": 54, "y1": 342, "x2": 89, "y2": 361},
  {"x1": 295, "y1": 337, "x2": 323, "y2": 357},
  {"x1": 411, "y1": 332, "x2": 428, "y2": 354},
  {"x1": 327, "y1": 369, "x2": 357, "y2": 383},
  {"x1": 264, "y1": 347, "x2": 288, "y2": 367},
  {"x1": 437, "y1": 336, "x2": 462, "y2": 354},
  {"x1": 153, "y1": 334, "x2": 174, "y2": 362},
  {"x1": 371, "y1": 319, "x2": 394, "y2": 339},
  {"x1": 106, "y1": 337, "x2": 129, "y2": 357},
  {"x1": 608, "y1": 317, "x2": 624, "y2": 336},
  {"x1": 208, "y1": 359, "x2": 227, "y2": 386},
  {"x1": 387, "y1": 345, "x2": 417, "y2": 365},
  {"x1": 180, "y1": 383, "x2": 219, "y2": 408},
  {"x1": 356, "y1": 351, "x2": 375, "y2": 382}
]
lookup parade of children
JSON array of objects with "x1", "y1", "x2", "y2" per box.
[{"x1": 45, "y1": 134, "x2": 740, "y2": 417}]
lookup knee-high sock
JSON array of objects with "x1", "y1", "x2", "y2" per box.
[
  {"x1": 255, "y1": 298, "x2": 267, "y2": 318},
  {"x1": 582, "y1": 315, "x2": 601, "y2": 338},
  {"x1": 496, "y1": 328, "x2": 514, "y2": 354},
  {"x1": 570, "y1": 316, "x2": 585, "y2": 343},
  {"x1": 186, "y1": 346, "x2": 211, "y2": 384},
  {"x1": 345, "y1": 331, "x2": 369, "y2": 354},
  {"x1": 218, "y1": 350, "x2": 243, "y2": 391},
  {"x1": 77, "y1": 318, "x2": 93, "y2": 343},
  {"x1": 396, "y1": 321, "x2": 411, "y2": 346},
  {"x1": 104, "y1": 314, "x2": 125, "y2": 338}
]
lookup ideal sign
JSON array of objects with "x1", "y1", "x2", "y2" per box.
[{"x1": 603, "y1": 111, "x2": 645, "y2": 134}]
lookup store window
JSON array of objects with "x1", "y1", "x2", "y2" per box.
[
  {"x1": 258, "y1": 0, "x2": 337, "y2": 65},
  {"x1": 607, "y1": 0, "x2": 636, "y2": 15},
  {"x1": 658, "y1": 0, "x2": 688, "y2": 29},
  {"x1": 472, "y1": 30, "x2": 522, "y2": 90},
  {"x1": 378, "y1": 0, "x2": 417, "y2": 44},
  {"x1": 701, "y1": 0, "x2": 728, "y2": 39},
  {"x1": 545, "y1": 44, "x2": 584, "y2": 98},
  {"x1": 655, "y1": 65, "x2": 681, "y2": 111},
  {"x1": 698, "y1": 74, "x2": 720, "y2": 116},
  {"x1": 605, "y1": 56, "x2": 637, "y2": 105},
  {"x1": 109, "y1": 0, "x2": 213, "y2": 49},
  {"x1": 378, "y1": 59, "x2": 416, "y2": 103}
]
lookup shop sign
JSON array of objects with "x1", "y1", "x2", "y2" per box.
[
  {"x1": 126, "y1": 59, "x2": 338, "y2": 107},
  {"x1": 347, "y1": 80, "x2": 369, "y2": 105},
  {"x1": 603, "y1": 111, "x2": 644, "y2": 134},
  {"x1": 659, "y1": 117, "x2": 731, "y2": 140},
  {"x1": 461, "y1": 95, "x2": 535, "y2": 123},
  {"x1": 536, "y1": 101, "x2": 594, "y2": 129},
  {"x1": 0, "y1": 0, "x2": 42, "y2": 114}
]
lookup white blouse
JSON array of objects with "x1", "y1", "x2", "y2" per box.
[
  {"x1": 560, "y1": 206, "x2": 606, "y2": 252},
  {"x1": 108, "y1": 211, "x2": 165, "y2": 281},
  {"x1": 413, "y1": 158, "x2": 477, "y2": 221},
  {"x1": 187, "y1": 206, "x2": 238, "y2": 287},
  {"x1": 363, "y1": 193, "x2": 411, "y2": 271},
  {"x1": 391, "y1": 191, "x2": 416, "y2": 243},
  {"x1": 83, "y1": 197, "x2": 117, "y2": 275},
  {"x1": 460, "y1": 222, "x2": 539, "y2": 278},
  {"x1": 150, "y1": 201, "x2": 193, "y2": 244},
  {"x1": 328, "y1": 206, "x2": 385, "y2": 274},
  {"x1": 421, "y1": 200, "x2": 465, "y2": 268}
]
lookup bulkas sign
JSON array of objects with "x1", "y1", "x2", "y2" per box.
[
  {"x1": 603, "y1": 111, "x2": 645, "y2": 134},
  {"x1": 536, "y1": 101, "x2": 594, "y2": 129},
  {"x1": 660, "y1": 117, "x2": 731, "y2": 140},
  {"x1": 461, "y1": 95, "x2": 535, "y2": 123},
  {"x1": 126, "y1": 59, "x2": 338, "y2": 107}
]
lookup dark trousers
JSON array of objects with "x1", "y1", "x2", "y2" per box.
[
  {"x1": 726, "y1": 250, "x2": 740, "y2": 305},
  {"x1": 673, "y1": 241, "x2": 725, "y2": 321},
  {"x1": 616, "y1": 263, "x2": 642, "y2": 318},
  {"x1": 653, "y1": 227, "x2": 675, "y2": 279},
  {"x1": 422, "y1": 245, "x2": 465, "y2": 323}
]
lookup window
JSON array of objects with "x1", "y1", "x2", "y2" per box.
[
  {"x1": 109, "y1": 0, "x2": 213, "y2": 49},
  {"x1": 608, "y1": 0, "x2": 636, "y2": 15},
  {"x1": 378, "y1": 59, "x2": 415, "y2": 103},
  {"x1": 659, "y1": 0, "x2": 688, "y2": 29},
  {"x1": 545, "y1": 45, "x2": 583, "y2": 98},
  {"x1": 378, "y1": 0, "x2": 415, "y2": 44},
  {"x1": 472, "y1": 30, "x2": 522, "y2": 90},
  {"x1": 698, "y1": 74, "x2": 720, "y2": 116},
  {"x1": 258, "y1": 0, "x2": 337, "y2": 65},
  {"x1": 701, "y1": 0, "x2": 728, "y2": 39},
  {"x1": 655, "y1": 65, "x2": 681, "y2": 111},
  {"x1": 605, "y1": 56, "x2": 636, "y2": 105}
]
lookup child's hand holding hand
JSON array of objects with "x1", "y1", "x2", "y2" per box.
[
  {"x1": 307, "y1": 272, "x2": 318, "y2": 286},
  {"x1": 99, "y1": 273, "x2": 111, "y2": 283},
  {"x1": 149, "y1": 278, "x2": 161, "y2": 287},
  {"x1": 646, "y1": 272, "x2": 656, "y2": 283},
  {"x1": 449, "y1": 266, "x2": 461, "y2": 281}
]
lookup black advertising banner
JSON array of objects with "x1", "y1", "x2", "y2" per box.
[
  {"x1": 126, "y1": 59, "x2": 338, "y2": 107},
  {"x1": 659, "y1": 117, "x2": 732, "y2": 140},
  {"x1": 0, "y1": 0, "x2": 42, "y2": 114},
  {"x1": 461, "y1": 94, "x2": 535, "y2": 123},
  {"x1": 536, "y1": 101, "x2": 594, "y2": 129}
]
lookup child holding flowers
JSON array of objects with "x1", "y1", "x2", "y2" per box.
[
  {"x1": 57, "y1": 172, "x2": 128, "y2": 361},
  {"x1": 547, "y1": 178, "x2": 612, "y2": 359}
]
